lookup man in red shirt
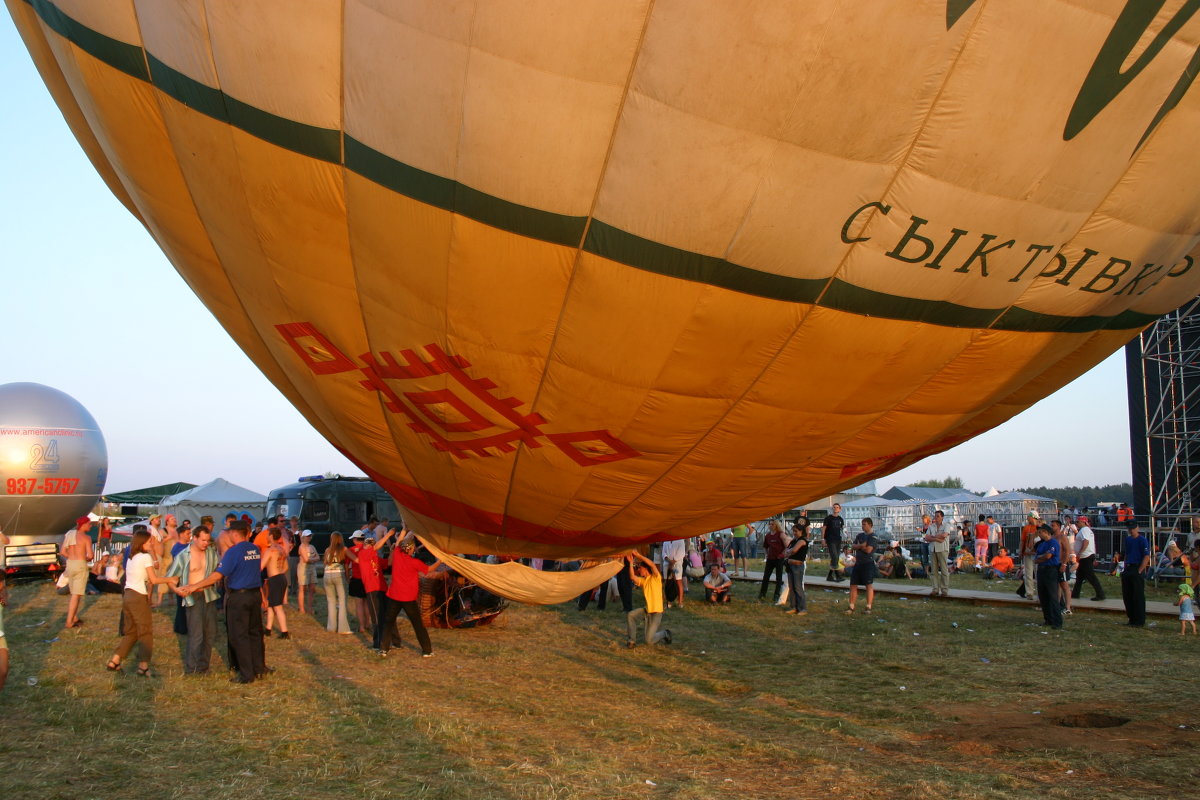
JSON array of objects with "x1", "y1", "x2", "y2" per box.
[
  {"x1": 378, "y1": 534, "x2": 439, "y2": 658},
  {"x1": 358, "y1": 532, "x2": 389, "y2": 648},
  {"x1": 704, "y1": 540, "x2": 725, "y2": 571},
  {"x1": 974, "y1": 515, "x2": 990, "y2": 570}
]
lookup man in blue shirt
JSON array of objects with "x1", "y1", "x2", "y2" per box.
[
  {"x1": 1034, "y1": 525, "x2": 1063, "y2": 629},
  {"x1": 184, "y1": 520, "x2": 269, "y2": 683},
  {"x1": 1121, "y1": 521, "x2": 1152, "y2": 627}
]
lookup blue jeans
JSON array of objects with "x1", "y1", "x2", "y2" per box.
[{"x1": 787, "y1": 563, "x2": 807, "y2": 611}]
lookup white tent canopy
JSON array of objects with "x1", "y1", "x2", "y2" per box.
[{"x1": 158, "y1": 478, "x2": 267, "y2": 526}]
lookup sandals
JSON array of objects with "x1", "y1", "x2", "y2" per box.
[
  {"x1": 105, "y1": 657, "x2": 122, "y2": 672},
  {"x1": 135, "y1": 666, "x2": 152, "y2": 678},
  {"x1": 844, "y1": 607, "x2": 856, "y2": 615}
]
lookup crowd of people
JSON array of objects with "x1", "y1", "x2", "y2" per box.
[
  {"x1": 28, "y1": 513, "x2": 445, "y2": 685},
  {"x1": 584, "y1": 505, "x2": 1197, "y2": 645},
  {"x1": 0, "y1": 501, "x2": 1191, "y2": 692}
]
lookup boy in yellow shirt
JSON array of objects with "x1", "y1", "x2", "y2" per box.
[{"x1": 627, "y1": 551, "x2": 672, "y2": 647}]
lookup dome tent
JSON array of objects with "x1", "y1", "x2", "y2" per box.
[{"x1": 158, "y1": 478, "x2": 267, "y2": 527}]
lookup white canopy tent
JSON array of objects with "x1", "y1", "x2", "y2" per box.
[{"x1": 158, "y1": 478, "x2": 267, "y2": 526}]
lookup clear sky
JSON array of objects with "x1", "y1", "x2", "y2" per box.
[{"x1": 1, "y1": 19, "x2": 1135, "y2": 500}]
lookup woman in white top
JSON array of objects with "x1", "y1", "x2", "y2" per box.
[
  {"x1": 323, "y1": 533, "x2": 352, "y2": 634},
  {"x1": 106, "y1": 529, "x2": 177, "y2": 676}
]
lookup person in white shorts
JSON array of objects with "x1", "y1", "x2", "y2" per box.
[{"x1": 296, "y1": 530, "x2": 320, "y2": 614}]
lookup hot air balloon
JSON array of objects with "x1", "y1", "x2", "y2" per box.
[
  {"x1": 9, "y1": 0, "x2": 1200, "y2": 560},
  {"x1": 0, "y1": 382, "x2": 108, "y2": 544}
]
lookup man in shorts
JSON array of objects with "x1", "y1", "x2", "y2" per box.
[
  {"x1": 846, "y1": 517, "x2": 877, "y2": 614},
  {"x1": 262, "y1": 528, "x2": 290, "y2": 639},
  {"x1": 62, "y1": 516, "x2": 94, "y2": 629},
  {"x1": 1051, "y1": 519, "x2": 1073, "y2": 616},
  {"x1": 660, "y1": 537, "x2": 688, "y2": 607},
  {"x1": 729, "y1": 523, "x2": 751, "y2": 577}
]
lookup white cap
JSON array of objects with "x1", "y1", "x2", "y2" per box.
[
  {"x1": 301, "y1": 529, "x2": 313, "y2": 537},
  {"x1": 349, "y1": 531, "x2": 364, "y2": 539}
]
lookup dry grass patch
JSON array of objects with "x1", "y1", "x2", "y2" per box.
[{"x1": 0, "y1": 579, "x2": 1197, "y2": 799}]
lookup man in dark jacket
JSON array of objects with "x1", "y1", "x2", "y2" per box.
[{"x1": 824, "y1": 504, "x2": 846, "y2": 582}]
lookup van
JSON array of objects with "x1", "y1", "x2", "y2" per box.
[{"x1": 265, "y1": 476, "x2": 402, "y2": 551}]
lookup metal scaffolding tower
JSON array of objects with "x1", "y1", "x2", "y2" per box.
[{"x1": 1126, "y1": 296, "x2": 1200, "y2": 541}]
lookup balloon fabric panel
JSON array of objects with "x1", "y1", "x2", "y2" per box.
[{"x1": 11, "y1": 0, "x2": 1200, "y2": 559}]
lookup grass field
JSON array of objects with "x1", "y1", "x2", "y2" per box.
[{"x1": 1, "y1": 576, "x2": 1196, "y2": 800}]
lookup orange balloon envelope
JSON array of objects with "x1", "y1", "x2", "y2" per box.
[{"x1": 10, "y1": 0, "x2": 1200, "y2": 556}]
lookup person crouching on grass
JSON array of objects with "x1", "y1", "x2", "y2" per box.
[
  {"x1": 627, "y1": 551, "x2": 671, "y2": 647},
  {"x1": 986, "y1": 547, "x2": 1015, "y2": 580},
  {"x1": 845, "y1": 518, "x2": 877, "y2": 615},
  {"x1": 703, "y1": 563, "x2": 732, "y2": 604}
]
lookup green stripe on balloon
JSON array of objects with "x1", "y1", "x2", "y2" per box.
[{"x1": 20, "y1": 0, "x2": 1163, "y2": 334}]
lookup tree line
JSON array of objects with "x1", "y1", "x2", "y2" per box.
[
  {"x1": 909, "y1": 477, "x2": 1134, "y2": 509},
  {"x1": 1014, "y1": 484, "x2": 1133, "y2": 509}
]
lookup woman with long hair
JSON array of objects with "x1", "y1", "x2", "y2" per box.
[
  {"x1": 783, "y1": 520, "x2": 809, "y2": 616},
  {"x1": 105, "y1": 529, "x2": 177, "y2": 676},
  {"x1": 323, "y1": 532, "x2": 352, "y2": 634},
  {"x1": 97, "y1": 517, "x2": 114, "y2": 555}
]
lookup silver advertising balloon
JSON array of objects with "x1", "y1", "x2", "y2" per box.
[{"x1": 0, "y1": 383, "x2": 108, "y2": 543}]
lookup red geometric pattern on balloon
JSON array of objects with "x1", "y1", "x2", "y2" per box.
[{"x1": 276, "y1": 322, "x2": 640, "y2": 464}]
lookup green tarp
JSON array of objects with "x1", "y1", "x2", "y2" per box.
[{"x1": 102, "y1": 482, "x2": 197, "y2": 505}]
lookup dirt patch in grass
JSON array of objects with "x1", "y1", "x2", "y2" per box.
[{"x1": 933, "y1": 702, "x2": 1197, "y2": 754}]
